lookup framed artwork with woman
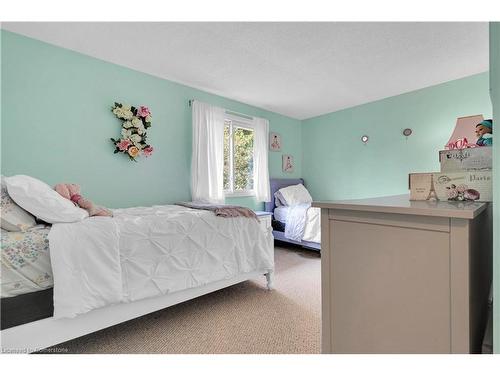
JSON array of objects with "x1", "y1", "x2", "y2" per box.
[
  {"x1": 282, "y1": 154, "x2": 294, "y2": 173},
  {"x1": 269, "y1": 132, "x2": 282, "y2": 151}
]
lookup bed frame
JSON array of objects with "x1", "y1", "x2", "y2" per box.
[
  {"x1": 0, "y1": 270, "x2": 274, "y2": 353},
  {"x1": 265, "y1": 178, "x2": 321, "y2": 251}
]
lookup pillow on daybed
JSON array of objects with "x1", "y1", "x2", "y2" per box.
[
  {"x1": 274, "y1": 191, "x2": 285, "y2": 207},
  {"x1": 4, "y1": 175, "x2": 88, "y2": 224},
  {"x1": 1, "y1": 176, "x2": 37, "y2": 231},
  {"x1": 275, "y1": 184, "x2": 313, "y2": 206}
]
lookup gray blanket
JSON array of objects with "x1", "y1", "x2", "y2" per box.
[{"x1": 176, "y1": 202, "x2": 258, "y2": 220}]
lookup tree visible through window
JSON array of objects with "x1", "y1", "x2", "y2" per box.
[{"x1": 223, "y1": 119, "x2": 254, "y2": 194}]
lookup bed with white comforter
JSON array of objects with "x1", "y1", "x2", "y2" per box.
[
  {"x1": 271, "y1": 182, "x2": 321, "y2": 247},
  {"x1": 49, "y1": 204, "x2": 274, "y2": 319},
  {"x1": 1, "y1": 175, "x2": 275, "y2": 351}
]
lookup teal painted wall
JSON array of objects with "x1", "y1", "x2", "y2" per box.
[
  {"x1": 302, "y1": 72, "x2": 492, "y2": 200},
  {"x1": 0, "y1": 30, "x2": 302, "y2": 210},
  {"x1": 489, "y1": 22, "x2": 500, "y2": 354},
  {"x1": 1, "y1": 30, "x2": 497, "y2": 342}
]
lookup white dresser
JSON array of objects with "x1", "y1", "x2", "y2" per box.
[{"x1": 314, "y1": 195, "x2": 492, "y2": 354}]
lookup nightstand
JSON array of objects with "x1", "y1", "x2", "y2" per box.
[{"x1": 254, "y1": 211, "x2": 272, "y2": 232}]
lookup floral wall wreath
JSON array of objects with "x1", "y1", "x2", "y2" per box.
[{"x1": 110, "y1": 102, "x2": 154, "y2": 161}]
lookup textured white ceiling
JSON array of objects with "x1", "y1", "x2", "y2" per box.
[{"x1": 2, "y1": 22, "x2": 489, "y2": 119}]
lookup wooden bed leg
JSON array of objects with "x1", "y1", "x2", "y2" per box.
[{"x1": 265, "y1": 271, "x2": 274, "y2": 290}]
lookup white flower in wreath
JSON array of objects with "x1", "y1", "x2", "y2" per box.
[
  {"x1": 145, "y1": 115, "x2": 152, "y2": 123},
  {"x1": 113, "y1": 106, "x2": 133, "y2": 120},
  {"x1": 131, "y1": 117, "x2": 142, "y2": 128},
  {"x1": 136, "y1": 123, "x2": 146, "y2": 135},
  {"x1": 122, "y1": 109, "x2": 133, "y2": 120},
  {"x1": 123, "y1": 120, "x2": 133, "y2": 129},
  {"x1": 130, "y1": 134, "x2": 142, "y2": 143},
  {"x1": 112, "y1": 107, "x2": 125, "y2": 118},
  {"x1": 113, "y1": 107, "x2": 132, "y2": 120},
  {"x1": 121, "y1": 128, "x2": 132, "y2": 139},
  {"x1": 121, "y1": 104, "x2": 132, "y2": 110}
]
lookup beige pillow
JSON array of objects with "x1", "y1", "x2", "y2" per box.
[{"x1": 1, "y1": 176, "x2": 36, "y2": 231}]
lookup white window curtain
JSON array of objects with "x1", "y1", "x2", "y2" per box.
[
  {"x1": 191, "y1": 101, "x2": 226, "y2": 203},
  {"x1": 191, "y1": 100, "x2": 270, "y2": 204},
  {"x1": 253, "y1": 117, "x2": 271, "y2": 202}
]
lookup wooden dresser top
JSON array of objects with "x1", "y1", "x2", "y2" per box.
[{"x1": 313, "y1": 194, "x2": 488, "y2": 219}]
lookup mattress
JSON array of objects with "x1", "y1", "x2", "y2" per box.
[
  {"x1": 273, "y1": 206, "x2": 290, "y2": 223},
  {"x1": 1, "y1": 225, "x2": 53, "y2": 298}
]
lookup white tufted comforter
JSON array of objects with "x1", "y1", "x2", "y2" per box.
[{"x1": 48, "y1": 205, "x2": 274, "y2": 319}]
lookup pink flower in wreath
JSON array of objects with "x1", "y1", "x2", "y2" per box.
[
  {"x1": 137, "y1": 106, "x2": 151, "y2": 118},
  {"x1": 117, "y1": 138, "x2": 131, "y2": 151},
  {"x1": 142, "y1": 146, "x2": 154, "y2": 157}
]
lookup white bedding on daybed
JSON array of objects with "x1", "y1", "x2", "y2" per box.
[
  {"x1": 301, "y1": 206, "x2": 320, "y2": 243},
  {"x1": 48, "y1": 205, "x2": 274, "y2": 319},
  {"x1": 273, "y1": 183, "x2": 321, "y2": 244},
  {"x1": 282, "y1": 205, "x2": 321, "y2": 243},
  {"x1": 274, "y1": 206, "x2": 321, "y2": 243},
  {"x1": 273, "y1": 206, "x2": 290, "y2": 223}
]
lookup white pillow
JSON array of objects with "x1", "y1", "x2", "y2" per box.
[
  {"x1": 274, "y1": 191, "x2": 285, "y2": 207},
  {"x1": 4, "y1": 175, "x2": 88, "y2": 224},
  {"x1": 1, "y1": 176, "x2": 37, "y2": 231},
  {"x1": 276, "y1": 184, "x2": 313, "y2": 206}
]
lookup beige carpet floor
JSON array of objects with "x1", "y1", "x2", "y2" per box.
[{"x1": 50, "y1": 246, "x2": 321, "y2": 354}]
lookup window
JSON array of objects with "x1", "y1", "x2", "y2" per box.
[{"x1": 223, "y1": 118, "x2": 255, "y2": 196}]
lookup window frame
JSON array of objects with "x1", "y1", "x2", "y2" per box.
[{"x1": 223, "y1": 114, "x2": 256, "y2": 198}]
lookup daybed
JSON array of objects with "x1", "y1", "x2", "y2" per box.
[{"x1": 265, "y1": 178, "x2": 320, "y2": 251}]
